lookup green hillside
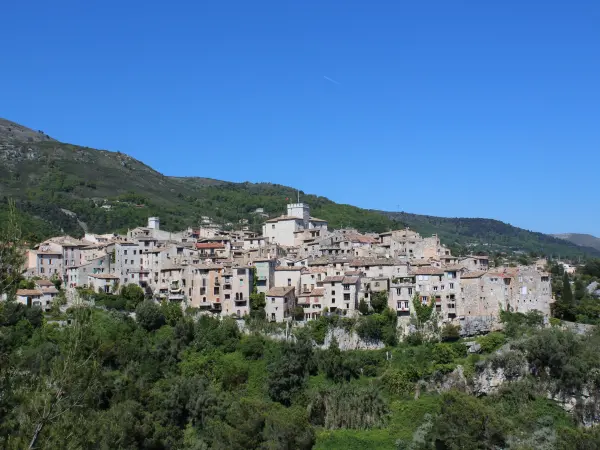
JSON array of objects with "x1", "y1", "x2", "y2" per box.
[
  {"x1": 0, "y1": 117, "x2": 597, "y2": 258},
  {"x1": 552, "y1": 233, "x2": 600, "y2": 252}
]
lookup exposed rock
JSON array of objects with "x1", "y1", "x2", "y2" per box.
[
  {"x1": 322, "y1": 327, "x2": 384, "y2": 351},
  {"x1": 465, "y1": 341, "x2": 481, "y2": 353}
]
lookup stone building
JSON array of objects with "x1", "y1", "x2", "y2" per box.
[{"x1": 265, "y1": 286, "x2": 296, "y2": 322}]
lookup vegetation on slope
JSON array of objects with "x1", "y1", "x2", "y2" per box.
[
  {"x1": 553, "y1": 233, "x2": 600, "y2": 252},
  {"x1": 2, "y1": 303, "x2": 600, "y2": 449}
]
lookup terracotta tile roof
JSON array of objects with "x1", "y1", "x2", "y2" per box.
[
  {"x1": 344, "y1": 270, "x2": 363, "y2": 276},
  {"x1": 265, "y1": 215, "x2": 303, "y2": 223},
  {"x1": 310, "y1": 287, "x2": 325, "y2": 296},
  {"x1": 266, "y1": 286, "x2": 295, "y2": 296},
  {"x1": 16, "y1": 289, "x2": 43, "y2": 296},
  {"x1": 307, "y1": 267, "x2": 328, "y2": 273},
  {"x1": 342, "y1": 276, "x2": 360, "y2": 284},
  {"x1": 461, "y1": 271, "x2": 487, "y2": 279},
  {"x1": 443, "y1": 264, "x2": 465, "y2": 271},
  {"x1": 275, "y1": 266, "x2": 305, "y2": 271},
  {"x1": 409, "y1": 259, "x2": 432, "y2": 266},
  {"x1": 349, "y1": 259, "x2": 394, "y2": 267},
  {"x1": 323, "y1": 276, "x2": 345, "y2": 283},
  {"x1": 89, "y1": 274, "x2": 120, "y2": 279},
  {"x1": 410, "y1": 267, "x2": 445, "y2": 275},
  {"x1": 35, "y1": 279, "x2": 55, "y2": 286},
  {"x1": 195, "y1": 243, "x2": 226, "y2": 249}
]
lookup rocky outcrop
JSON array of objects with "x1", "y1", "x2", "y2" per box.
[{"x1": 322, "y1": 327, "x2": 384, "y2": 351}]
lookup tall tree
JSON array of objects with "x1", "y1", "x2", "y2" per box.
[{"x1": 0, "y1": 200, "x2": 25, "y2": 300}]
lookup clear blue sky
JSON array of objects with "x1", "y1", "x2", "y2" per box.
[{"x1": 1, "y1": 1, "x2": 599, "y2": 235}]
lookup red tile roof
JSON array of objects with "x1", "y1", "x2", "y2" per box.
[{"x1": 195, "y1": 243, "x2": 226, "y2": 249}]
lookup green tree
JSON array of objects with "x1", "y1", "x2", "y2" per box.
[
  {"x1": 555, "y1": 272, "x2": 575, "y2": 321},
  {"x1": 322, "y1": 337, "x2": 358, "y2": 383},
  {"x1": 358, "y1": 298, "x2": 369, "y2": 315},
  {"x1": 0, "y1": 200, "x2": 25, "y2": 301},
  {"x1": 267, "y1": 340, "x2": 314, "y2": 406},
  {"x1": 161, "y1": 301, "x2": 184, "y2": 326},
  {"x1": 135, "y1": 301, "x2": 165, "y2": 331},
  {"x1": 249, "y1": 292, "x2": 266, "y2": 319},
  {"x1": 412, "y1": 292, "x2": 434, "y2": 325},
  {"x1": 293, "y1": 306, "x2": 305, "y2": 321},
  {"x1": 121, "y1": 284, "x2": 145, "y2": 309},
  {"x1": 370, "y1": 291, "x2": 388, "y2": 314}
]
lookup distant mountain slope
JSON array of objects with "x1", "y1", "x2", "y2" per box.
[
  {"x1": 552, "y1": 233, "x2": 600, "y2": 252},
  {"x1": 0, "y1": 117, "x2": 597, "y2": 258}
]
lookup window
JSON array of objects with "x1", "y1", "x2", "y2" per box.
[
  {"x1": 133, "y1": 250, "x2": 137, "y2": 255},
  {"x1": 433, "y1": 286, "x2": 438, "y2": 291},
  {"x1": 441, "y1": 285, "x2": 445, "y2": 290},
  {"x1": 344, "y1": 284, "x2": 350, "y2": 291},
  {"x1": 404, "y1": 301, "x2": 409, "y2": 309},
  {"x1": 375, "y1": 282, "x2": 380, "y2": 287},
  {"x1": 271, "y1": 298, "x2": 275, "y2": 303},
  {"x1": 331, "y1": 290, "x2": 336, "y2": 296},
  {"x1": 124, "y1": 250, "x2": 128, "y2": 255},
  {"x1": 408, "y1": 288, "x2": 413, "y2": 295},
  {"x1": 450, "y1": 283, "x2": 454, "y2": 289},
  {"x1": 344, "y1": 293, "x2": 350, "y2": 301},
  {"x1": 272, "y1": 224, "x2": 275, "y2": 229},
  {"x1": 287, "y1": 278, "x2": 291, "y2": 287},
  {"x1": 396, "y1": 288, "x2": 401, "y2": 295},
  {"x1": 214, "y1": 287, "x2": 220, "y2": 295}
]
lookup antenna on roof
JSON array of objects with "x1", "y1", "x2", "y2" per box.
[{"x1": 297, "y1": 189, "x2": 300, "y2": 203}]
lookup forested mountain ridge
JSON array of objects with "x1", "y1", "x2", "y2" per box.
[
  {"x1": 0, "y1": 117, "x2": 597, "y2": 258},
  {"x1": 552, "y1": 233, "x2": 600, "y2": 252}
]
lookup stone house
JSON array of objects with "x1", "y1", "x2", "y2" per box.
[
  {"x1": 265, "y1": 286, "x2": 296, "y2": 322},
  {"x1": 87, "y1": 273, "x2": 120, "y2": 294},
  {"x1": 222, "y1": 266, "x2": 253, "y2": 318},
  {"x1": 297, "y1": 287, "x2": 325, "y2": 320},
  {"x1": 253, "y1": 258, "x2": 276, "y2": 294},
  {"x1": 274, "y1": 266, "x2": 305, "y2": 295},
  {"x1": 65, "y1": 254, "x2": 111, "y2": 289}
]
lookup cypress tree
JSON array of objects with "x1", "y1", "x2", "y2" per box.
[{"x1": 562, "y1": 272, "x2": 573, "y2": 305}]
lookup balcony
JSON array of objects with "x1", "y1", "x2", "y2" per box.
[
  {"x1": 234, "y1": 298, "x2": 248, "y2": 306},
  {"x1": 169, "y1": 293, "x2": 185, "y2": 301},
  {"x1": 224, "y1": 284, "x2": 232, "y2": 290}
]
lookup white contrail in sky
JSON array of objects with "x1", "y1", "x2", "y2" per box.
[{"x1": 323, "y1": 76, "x2": 340, "y2": 85}]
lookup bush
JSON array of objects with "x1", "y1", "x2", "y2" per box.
[
  {"x1": 308, "y1": 316, "x2": 329, "y2": 345},
  {"x1": 432, "y1": 343, "x2": 456, "y2": 365},
  {"x1": 478, "y1": 332, "x2": 506, "y2": 353},
  {"x1": 239, "y1": 334, "x2": 266, "y2": 360},
  {"x1": 356, "y1": 310, "x2": 397, "y2": 346},
  {"x1": 440, "y1": 323, "x2": 461, "y2": 342}
]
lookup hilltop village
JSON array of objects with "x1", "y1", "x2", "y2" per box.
[{"x1": 19, "y1": 202, "x2": 553, "y2": 334}]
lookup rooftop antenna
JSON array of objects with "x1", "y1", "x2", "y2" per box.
[{"x1": 297, "y1": 189, "x2": 300, "y2": 203}]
